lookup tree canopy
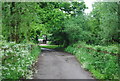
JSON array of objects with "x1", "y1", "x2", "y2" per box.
[{"x1": 2, "y1": 2, "x2": 119, "y2": 45}]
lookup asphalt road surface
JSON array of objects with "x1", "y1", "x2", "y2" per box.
[{"x1": 33, "y1": 48, "x2": 95, "y2": 79}]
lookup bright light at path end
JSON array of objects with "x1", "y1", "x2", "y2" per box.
[{"x1": 84, "y1": 0, "x2": 95, "y2": 14}]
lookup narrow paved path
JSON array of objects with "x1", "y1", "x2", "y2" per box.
[{"x1": 33, "y1": 48, "x2": 95, "y2": 79}]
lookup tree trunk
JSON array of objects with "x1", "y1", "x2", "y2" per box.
[{"x1": 10, "y1": 2, "x2": 15, "y2": 42}]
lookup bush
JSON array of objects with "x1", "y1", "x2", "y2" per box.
[
  {"x1": 65, "y1": 42, "x2": 119, "y2": 79},
  {"x1": 1, "y1": 42, "x2": 40, "y2": 79}
]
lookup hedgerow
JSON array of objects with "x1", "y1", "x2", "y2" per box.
[
  {"x1": 65, "y1": 42, "x2": 119, "y2": 79},
  {"x1": 1, "y1": 41, "x2": 40, "y2": 79}
]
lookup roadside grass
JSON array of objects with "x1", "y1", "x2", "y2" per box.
[
  {"x1": 39, "y1": 45, "x2": 65, "y2": 51},
  {"x1": 39, "y1": 45, "x2": 61, "y2": 49},
  {"x1": 65, "y1": 42, "x2": 119, "y2": 80}
]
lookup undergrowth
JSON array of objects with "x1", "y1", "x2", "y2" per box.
[
  {"x1": 65, "y1": 42, "x2": 119, "y2": 80},
  {"x1": 1, "y1": 42, "x2": 40, "y2": 79}
]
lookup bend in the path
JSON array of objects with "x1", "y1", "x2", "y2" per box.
[{"x1": 33, "y1": 48, "x2": 96, "y2": 79}]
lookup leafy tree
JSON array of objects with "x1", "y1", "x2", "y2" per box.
[
  {"x1": 2, "y1": 2, "x2": 41, "y2": 43},
  {"x1": 89, "y1": 2, "x2": 119, "y2": 45}
]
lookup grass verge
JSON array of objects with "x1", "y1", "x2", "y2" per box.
[
  {"x1": 65, "y1": 42, "x2": 118, "y2": 80},
  {"x1": 39, "y1": 45, "x2": 64, "y2": 51}
]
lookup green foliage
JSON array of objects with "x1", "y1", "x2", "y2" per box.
[
  {"x1": 64, "y1": 2, "x2": 119, "y2": 45},
  {"x1": 88, "y1": 2, "x2": 119, "y2": 45},
  {"x1": 47, "y1": 2, "x2": 87, "y2": 45},
  {"x1": 64, "y1": 14, "x2": 91, "y2": 44},
  {"x1": 2, "y1": 2, "x2": 119, "y2": 80},
  {"x1": 2, "y1": 2, "x2": 41, "y2": 43},
  {"x1": 65, "y1": 42, "x2": 119, "y2": 79},
  {"x1": 1, "y1": 42, "x2": 40, "y2": 79},
  {"x1": 2, "y1": 2, "x2": 119, "y2": 45},
  {"x1": 2, "y1": 2, "x2": 88, "y2": 45}
]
